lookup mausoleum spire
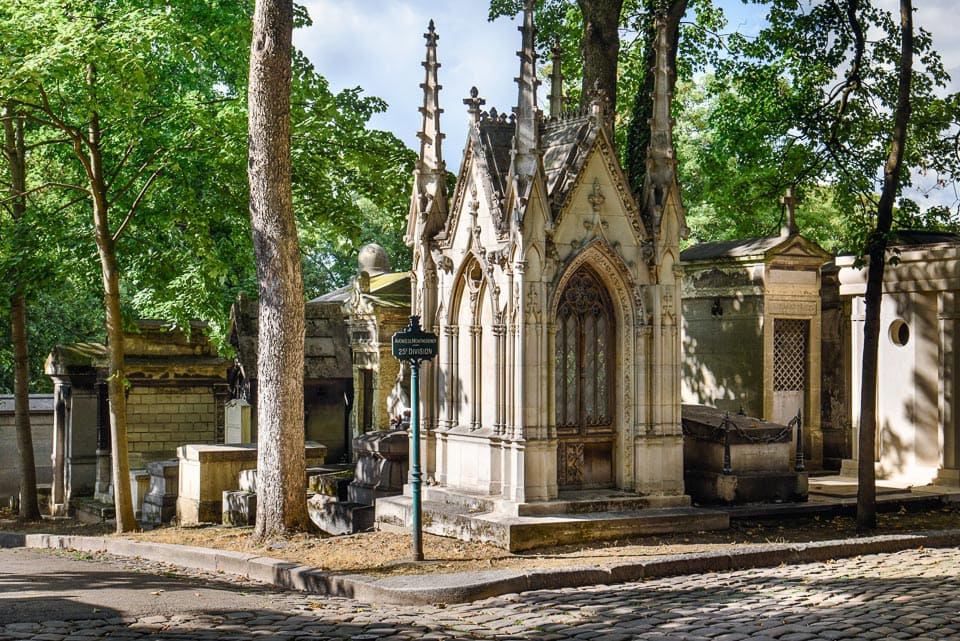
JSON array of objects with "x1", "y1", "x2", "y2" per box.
[
  {"x1": 548, "y1": 36, "x2": 564, "y2": 116},
  {"x1": 408, "y1": 19, "x2": 448, "y2": 244},
  {"x1": 512, "y1": 1, "x2": 540, "y2": 178},
  {"x1": 640, "y1": 11, "x2": 681, "y2": 229},
  {"x1": 417, "y1": 19, "x2": 444, "y2": 173}
]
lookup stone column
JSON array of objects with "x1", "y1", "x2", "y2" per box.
[
  {"x1": 936, "y1": 292, "x2": 960, "y2": 486},
  {"x1": 93, "y1": 380, "x2": 113, "y2": 503},
  {"x1": 49, "y1": 382, "x2": 69, "y2": 516},
  {"x1": 494, "y1": 324, "x2": 506, "y2": 435},
  {"x1": 470, "y1": 324, "x2": 481, "y2": 430}
]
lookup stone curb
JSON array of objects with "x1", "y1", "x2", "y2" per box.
[{"x1": 2, "y1": 529, "x2": 959, "y2": 605}]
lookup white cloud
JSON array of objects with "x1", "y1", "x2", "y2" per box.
[{"x1": 294, "y1": 1, "x2": 520, "y2": 152}]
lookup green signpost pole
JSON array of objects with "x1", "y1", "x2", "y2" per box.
[
  {"x1": 409, "y1": 358, "x2": 422, "y2": 561},
  {"x1": 391, "y1": 315, "x2": 438, "y2": 563}
]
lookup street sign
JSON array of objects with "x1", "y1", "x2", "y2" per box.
[{"x1": 392, "y1": 317, "x2": 438, "y2": 362}]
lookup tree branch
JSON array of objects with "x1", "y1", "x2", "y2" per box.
[{"x1": 112, "y1": 166, "x2": 163, "y2": 241}]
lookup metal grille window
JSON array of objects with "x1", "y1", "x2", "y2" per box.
[
  {"x1": 554, "y1": 269, "x2": 613, "y2": 428},
  {"x1": 774, "y1": 319, "x2": 807, "y2": 392}
]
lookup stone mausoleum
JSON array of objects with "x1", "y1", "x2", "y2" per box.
[
  {"x1": 381, "y1": 5, "x2": 695, "y2": 544},
  {"x1": 679, "y1": 199, "x2": 832, "y2": 468},
  {"x1": 837, "y1": 231, "x2": 960, "y2": 486},
  {"x1": 44, "y1": 321, "x2": 229, "y2": 515}
]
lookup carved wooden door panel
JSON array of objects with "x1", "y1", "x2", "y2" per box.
[{"x1": 554, "y1": 268, "x2": 615, "y2": 489}]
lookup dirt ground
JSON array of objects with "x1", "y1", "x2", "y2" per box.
[{"x1": 2, "y1": 504, "x2": 959, "y2": 578}]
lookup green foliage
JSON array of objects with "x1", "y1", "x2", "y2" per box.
[
  {"x1": 489, "y1": 0, "x2": 959, "y2": 251},
  {"x1": 714, "y1": 0, "x2": 959, "y2": 254},
  {"x1": 0, "y1": 1, "x2": 416, "y2": 390}
]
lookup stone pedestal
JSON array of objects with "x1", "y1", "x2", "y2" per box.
[
  {"x1": 141, "y1": 459, "x2": 180, "y2": 525},
  {"x1": 347, "y1": 429, "x2": 409, "y2": 505},
  {"x1": 129, "y1": 469, "x2": 150, "y2": 519},
  {"x1": 176, "y1": 442, "x2": 327, "y2": 525}
]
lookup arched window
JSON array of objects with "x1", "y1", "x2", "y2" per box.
[{"x1": 555, "y1": 268, "x2": 613, "y2": 430}]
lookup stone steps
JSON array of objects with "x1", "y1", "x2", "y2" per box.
[{"x1": 375, "y1": 494, "x2": 728, "y2": 552}]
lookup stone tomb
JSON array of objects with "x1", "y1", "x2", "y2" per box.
[
  {"x1": 308, "y1": 429, "x2": 409, "y2": 536},
  {"x1": 44, "y1": 321, "x2": 229, "y2": 515},
  {"x1": 176, "y1": 441, "x2": 327, "y2": 524},
  {"x1": 376, "y1": 9, "x2": 733, "y2": 549},
  {"x1": 682, "y1": 404, "x2": 808, "y2": 504},
  {"x1": 837, "y1": 231, "x2": 960, "y2": 487}
]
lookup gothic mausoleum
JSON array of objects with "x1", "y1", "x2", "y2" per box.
[{"x1": 376, "y1": 6, "x2": 719, "y2": 548}]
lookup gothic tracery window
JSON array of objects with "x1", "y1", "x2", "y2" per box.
[{"x1": 554, "y1": 268, "x2": 613, "y2": 430}]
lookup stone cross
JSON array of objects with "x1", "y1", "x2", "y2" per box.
[{"x1": 780, "y1": 187, "x2": 800, "y2": 237}]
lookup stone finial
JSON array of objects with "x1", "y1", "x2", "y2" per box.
[
  {"x1": 463, "y1": 86, "x2": 486, "y2": 124},
  {"x1": 548, "y1": 36, "x2": 564, "y2": 116},
  {"x1": 358, "y1": 243, "x2": 391, "y2": 276},
  {"x1": 512, "y1": 0, "x2": 540, "y2": 169},
  {"x1": 587, "y1": 79, "x2": 610, "y2": 120},
  {"x1": 417, "y1": 19, "x2": 444, "y2": 173},
  {"x1": 780, "y1": 187, "x2": 800, "y2": 237}
]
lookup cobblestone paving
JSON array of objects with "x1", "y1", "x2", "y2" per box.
[{"x1": 4, "y1": 546, "x2": 960, "y2": 640}]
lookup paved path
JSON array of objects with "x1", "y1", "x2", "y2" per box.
[{"x1": 3, "y1": 545, "x2": 959, "y2": 640}]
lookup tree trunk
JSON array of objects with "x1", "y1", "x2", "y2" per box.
[
  {"x1": 856, "y1": 0, "x2": 913, "y2": 533},
  {"x1": 248, "y1": 0, "x2": 307, "y2": 540},
  {"x1": 11, "y1": 294, "x2": 40, "y2": 520},
  {"x1": 626, "y1": 0, "x2": 686, "y2": 195},
  {"x1": 3, "y1": 104, "x2": 41, "y2": 521},
  {"x1": 578, "y1": 0, "x2": 623, "y2": 111},
  {"x1": 87, "y1": 101, "x2": 138, "y2": 533}
]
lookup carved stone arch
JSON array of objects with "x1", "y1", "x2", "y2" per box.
[
  {"x1": 551, "y1": 240, "x2": 640, "y2": 491},
  {"x1": 552, "y1": 240, "x2": 636, "y2": 332},
  {"x1": 447, "y1": 251, "x2": 498, "y2": 326}
]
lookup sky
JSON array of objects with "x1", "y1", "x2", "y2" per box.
[{"x1": 294, "y1": 1, "x2": 960, "y2": 172}]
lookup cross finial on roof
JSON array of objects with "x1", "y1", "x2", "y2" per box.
[{"x1": 780, "y1": 187, "x2": 800, "y2": 237}]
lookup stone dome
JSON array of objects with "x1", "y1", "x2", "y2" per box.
[{"x1": 357, "y1": 243, "x2": 391, "y2": 276}]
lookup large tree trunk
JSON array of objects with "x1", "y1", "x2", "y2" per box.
[
  {"x1": 248, "y1": 0, "x2": 307, "y2": 540},
  {"x1": 3, "y1": 104, "x2": 41, "y2": 521},
  {"x1": 87, "y1": 101, "x2": 138, "y2": 533},
  {"x1": 856, "y1": 0, "x2": 913, "y2": 533},
  {"x1": 578, "y1": 0, "x2": 623, "y2": 111}
]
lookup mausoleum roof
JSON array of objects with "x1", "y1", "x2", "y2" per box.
[
  {"x1": 680, "y1": 236, "x2": 790, "y2": 262},
  {"x1": 681, "y1": 234, "x2": 831, "y2": 264}
]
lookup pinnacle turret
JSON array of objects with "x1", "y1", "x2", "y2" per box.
[
  {"x1": 512, "y1": 0, "x2": 539, "y2": 177},
  {"x1": 640, "y1": 11, "x2": 680, "y2": 220},
  {"x1": 417, "y1": 19, "x2": 444, "y2": 173},
  {"x1": 548, "y1": 37, "x2": 564, "y2": 116}
]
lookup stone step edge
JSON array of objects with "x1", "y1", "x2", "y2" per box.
[{"x1": 1, "y1": 529, "x2": 959, "y2": 606}]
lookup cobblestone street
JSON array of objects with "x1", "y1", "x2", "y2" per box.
[{"x1": 3, "y1": 546, "x2": 960, "y2": 640}]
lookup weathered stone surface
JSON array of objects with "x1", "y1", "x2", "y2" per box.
[
  {"x1": 176, "y1": 443, "x2": 326, "y2": 525},
  {"x1": 348, "y1": 430, "x2": 408, "y2": 505}
]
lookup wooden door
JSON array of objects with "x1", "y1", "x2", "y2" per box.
[{"x1": 554, "y1": 268, "x2": 615, "y2": 489}]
